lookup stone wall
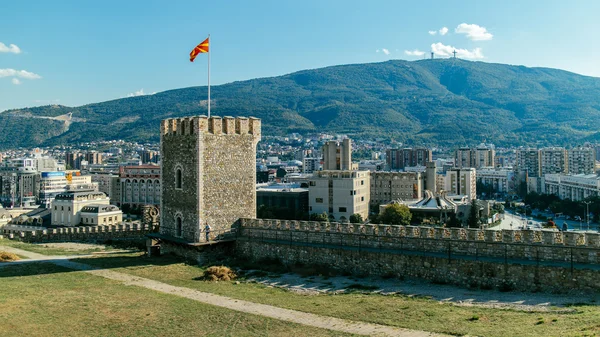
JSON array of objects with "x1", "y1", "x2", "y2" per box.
[
  {"x1": 1, "y1": 224, "x2": 154, "y2": 243},
  {"x1": 160, "y1": 116, "x2": 260, "y2": 243},
  {"x1": 235, "y1": 218, "x2": 600, "y2": 292}
]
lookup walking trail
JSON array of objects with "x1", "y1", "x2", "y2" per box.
[{"x1": 0, "y1": 245, "x2": 446, "y2": 337}]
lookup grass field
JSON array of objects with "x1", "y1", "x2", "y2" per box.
[
  {"x1": 0, "y1": 238, "x2": 120, "y2": 256},
  {"x1": 76, "y1": 253, "x2": 600, "y2": 337},
  {"x1": 0, "y1": 263, "x2": 353, "y2": 337}
]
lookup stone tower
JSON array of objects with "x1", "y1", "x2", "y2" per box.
[{"x1": 160, "y1": 116, "x2": 261, "y2": 242}]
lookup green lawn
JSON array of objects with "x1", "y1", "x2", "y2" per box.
[
  {"x1": 0, "y1": 238, "x2": 117, "y2": 256},
  {"x1": 0, "y1": 263, "x2": 353, "y2": 337},
  {"x1": 76, "y1": 253, "x2": 600, "y2": 337}
]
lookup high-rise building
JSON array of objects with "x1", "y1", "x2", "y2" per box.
[
  {"x1": 476, "y1": 167, "x2": 516, "y2": 194},
  {"x1": 386, "y1": 147, "x2": 432, "y2": 170},
  {"x1": 445, "y1": 168, "x2": 477, "y2": 201},
  {"x1": 540, "y1": 147, "x2": 567, "y2": 175},
  {"x1": 322, "y1": 139, "x2": 352, "y2": 170},
  {"x1": 65, "y1": 151, "x2": 83, "y2": 170},
  {"x1": 454, "y1": 144, "x2": 495, "y2": 168},
  {"x1": 141, "y1": 150, "x2": 159, "y2": 164},
  {"x1": 160, "y1": 116, "x2": 261, "y2": 242},
  {"x1": 119, "y1": 165, "x2": 161, "y2": 208},
  {"x1": 568, "y1": 147, "x2": 596, "y2": 175},
  {"x1": 515, "y1": 148, "x2": 541, "y2": 177},
  {"x1": 85, "y1": 151, "x2": 103, "y2": 165},
  {"x1": 308, "y1": 170, "x2": 370, "y2": 221},
  {"x1": 302, "y1": 157, "x2": 321, "y2": 173}
]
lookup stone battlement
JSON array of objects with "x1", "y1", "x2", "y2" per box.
[
  {"x1": 2, "y1": 223, "x2": 154, "y2": 243},
  {"x1": 239, "y1": 218, "x2": 598, "y2": 248},
  {"x1": 161, "y1": 116, "x2": 261, "y2": 137}
]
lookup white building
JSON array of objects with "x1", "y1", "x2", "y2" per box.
[
  {"x1": 544, "y1": 174, "x2": 600, "y2": 201},
  {"x1": 51, "y1": 191, "x2": 111, "y2": 226},
  {"x1": 476, "y1": 167, "x2": 516, "y2": 194},
  {"x1": 444, "y1": 168, "x2": 477, "y2": 201},
  {"x1": 308, "y1": 170, "x2": 370, "y2": 222},
  {"x1": 39, "y1": 171, "x2": 98, "y2": 208},
  {"x1": 80, "y1": 204, "x2": 123, "y2": 226}
]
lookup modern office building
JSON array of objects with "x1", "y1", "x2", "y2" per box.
[
  {"x1": 308, "y1": 170, "x2": 370, "y2": 221},
  {"x1": 302, "y1": 157, "x2": 321, "y2": 173},
  {"x1": 370, "y1": 171, "x2": 424, "y2": 207},
  {"x1": 444, "y1": 168, "x2": 477, "y2": 201}
]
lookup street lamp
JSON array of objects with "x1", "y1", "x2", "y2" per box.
[{"x1": 583, "y1": 201, "x2": 592, "y2": 232}]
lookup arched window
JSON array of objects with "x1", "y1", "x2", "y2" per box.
[
  {"x1": 176, "y1": 217, "x2": 182, "y2": 237},
  {"x1": 176, "y1": 169, "x2": 182, "y2": 189}
]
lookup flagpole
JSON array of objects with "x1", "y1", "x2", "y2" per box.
[{"x1": 207, "y1": 34, "x2": 211, "y2": 118}]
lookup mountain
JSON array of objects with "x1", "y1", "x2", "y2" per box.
[{"x1": 2, "y1": 59, "x2": 600, "y2": 149}]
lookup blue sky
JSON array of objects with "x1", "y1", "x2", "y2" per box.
[{"x1": 1, "y1": 0, "x2": 599, "y2": 112}]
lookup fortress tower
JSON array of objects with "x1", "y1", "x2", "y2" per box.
[{"x1": 160, "y1": 116, "x2": 261, "y2": 242}]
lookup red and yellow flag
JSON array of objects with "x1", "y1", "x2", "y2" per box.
[{"x1": 190, "y1": 37, "x2": 209, "y2": 62}]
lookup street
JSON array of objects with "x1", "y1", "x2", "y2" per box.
[{"x1": 490, "y1": 210, "x2": 598, "y2": 232}]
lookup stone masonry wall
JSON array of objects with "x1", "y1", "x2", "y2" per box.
[
  {"x1": 1, "y1": 224, "x2": 153, "y2": 243},
  {"x1": 161, "y1": 116, "x2": 260, "y2": 243},
  {"x1": 235, "y1": 218, "x2": 600, "y2": 292}
]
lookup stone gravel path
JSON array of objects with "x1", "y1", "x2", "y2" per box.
[{"x1": 0, "y1": 245, "x2": 445, "y2": 337}]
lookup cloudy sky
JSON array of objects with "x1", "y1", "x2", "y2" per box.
[{"x1": 1, "y1": 0, "x2": 599, "y2": 112}]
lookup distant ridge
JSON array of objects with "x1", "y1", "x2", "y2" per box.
[{"x1": 2, "y1": 58, "x2": 600, "y2": 149}]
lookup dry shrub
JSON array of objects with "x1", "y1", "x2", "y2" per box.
[
  {"x1": 202, "y1": 266, "x2": 236, "y2": 281},
  {"x1": 0, "y1": 251, "x2": 20, "y2": 262}
]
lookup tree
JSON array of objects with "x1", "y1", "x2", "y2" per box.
[
  {"x1": 446, "y1": 213, "x2": 462, "y2": 228},
  {"x1": 349, "y1": 213, "x2": 363, "y2": 224},
  {"x1": 379, "y1": 203, "x2": 412, "y2": 226},
  {"x1": 309, "y1": 212, "x2": 329, "y2": 222},
  {"x1": 467, "y1": 199, "x2": 479, "y2": 228}
]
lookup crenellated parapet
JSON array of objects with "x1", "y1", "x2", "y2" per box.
[
  {"x1": 161, "y1": 116, "x2": 261, "y2": 138},
  {"x1": 238, "y1": 218, "x2": 598, "y2": 248},
  {"x1": 2, "y1": 223, "x2": 153, "y2": 243}
]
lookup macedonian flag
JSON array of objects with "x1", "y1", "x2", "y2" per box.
[{"x1": 190, "y1": 37, "x2": 209, "y2": 62}]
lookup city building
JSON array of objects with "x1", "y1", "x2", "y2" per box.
[
  {"x1": 540, "y1": 147, "x2": 567, "y2": 175},
  {"x1": 476, "y1": 167, "x2": 516, "y2": 194},
  {"x1": 160, "y1": 116, "x2": 261, "y2": 242},
  {"x1": 85, "y1": 151, "x2": 103, "y2": 165},
  {"x1": 65, "y1": 151, "x2": 83, "y2": 170},
  {"x1": 119, "y1": 165, "x2": 161, "y2": 208},
  {"x1": 302, "y1": 157, "x2": 321, "y2": 173},
  {"x1": 90, "y1": 172, "x2": 120, "y2": 200},
  {"x1": 568, "y1": 147, "x2": 596, "y2": 175},
  {"x1": 515, "y1": 148, "x2": 541, "y2": 177},
  {"x1": 454, "y1": 144, "x2": 495, "y2": 169},
  {"x1": 39, "y1": 171, "x2": 98, "y2": 208},
  {"x1": 544, "y1": 174, "x2": 600, "y2": 201},
  {"x1": 140, "y1": 149, "x2": 159, "y2": 164},
  {"x1": 0, "y1": 166, "x2": 39, "y2": 207},
  {"x1": 444, "y1": 168, "x2": 477, "y2": 200},
  {"x1": 370, "y1": 171, "x2": 424, "y2": 208},
  {"x1": 51, "y1": 191, "x2": 111, "y2": 226},
  {"x1": 256, "y1": 183, "x2": 309, "y2": 217},
  {"x1": 322, "y1": 139, "x2": 352, "y2": 170},
  {"x1": 386, "y1": 147, "x2": 432, "y2": 171},
  {"x1": 79, "y1": 204, "x2": 123, "y2": 226},
  {"x1": 308, "y1": 170, "x2": 370, "y2": 221}
]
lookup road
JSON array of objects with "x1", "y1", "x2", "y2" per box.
[{"x1": 491, "y1": 210, "x2": 598, "y2": 232}]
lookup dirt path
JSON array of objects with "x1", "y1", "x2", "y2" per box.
[{"x1": 0, "y1": 245, "x2": 445, "y2": 337}]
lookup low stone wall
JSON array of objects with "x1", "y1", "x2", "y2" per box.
[
  {"x1": 238, "y1": 218, "x2": 600, "y2": 265},
  {"x1": 1, "y1": 224, "x2": 155, "y2": 243},
  {"x1": 236, "y1": 240, "x2": 599, "y2": 293}
]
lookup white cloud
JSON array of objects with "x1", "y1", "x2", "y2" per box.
[
  {"x1": 439, "y1": 27, "x2": 449, "y2": 36},
  {"x1": 455, "y1": 23, "x2": 493, "y2": 41},
  {"x1": 11, "y1": 78, "x2": 21, "y2": 85},
  {"x1": 0, "y1": 68, "x2": 41, "y2": 80},
  {"x1": 431, "y1": 42, "x2": 484, "y2": 59},
  {"x1": 382, "y1": 48, "x2": 390, "y2": 55},
  {"x1": 127, "y1": 89, "x2": 156, "y2": 97},
  {"x1": 428, "y1": 30, "x2": 437, "y2": 35},
  {"x1": 404, "y1": 49, "x2": 425, "y2": 56},
  {"x1": 0, "y1": 42, "x2": 21, "y2": 54}
]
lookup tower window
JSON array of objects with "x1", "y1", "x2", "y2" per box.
[
  {"x1": 176, "y1": 169, "x2": 182, "y2": 189},
  {"x1": 176, "y1": 217, "x2": 182, "y2": 237}
]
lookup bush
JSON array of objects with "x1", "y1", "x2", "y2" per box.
[
  {"x1": 0, "y1": 251, "x2": 20, "y2": 262},
  {"x1": 201, "y1": 266, "x2": 237, "y2": 281}
]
